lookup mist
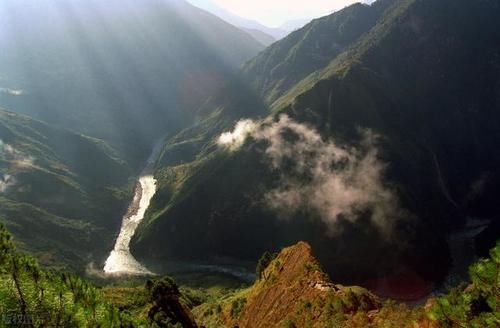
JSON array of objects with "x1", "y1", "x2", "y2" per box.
[
  {"x1": 0, "y1": 139, "x2": 34, "y2": 168},
  {"x1": 219, "y1": 115, "x2": 407, "y2": 237},
  {"x1": 0, "y1": 174, "x2": 14, "y2": 193},
  {"x1": 0, "y1": 139, "x2": 34, "y2": 192},
  {"x1": 217, "y1": 119, "x2": 258, "y2": 150},
  {"x1": 0, "y1": 88, "x2": 24, "y2": 96}
]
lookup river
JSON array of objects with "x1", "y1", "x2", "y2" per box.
[{"x1": 103, "y1": 139, "x2": 164, "y2": 275}]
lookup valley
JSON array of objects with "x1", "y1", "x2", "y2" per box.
[{"x1": 0, "y1": 0, "x2": 498, "y2": 327}]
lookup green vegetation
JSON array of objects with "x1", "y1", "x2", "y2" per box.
[
  {"x1": 0, "y1": 110, "x2": 132, "y2": 269},
  {"x1": 145, "y1": 277, "x2": 198, "y2": 328},
  {"x1": 0, "y1": 224, "x2": 140, "y2": 327},
  {"x1": 229, "y1": 297, "x2": 247, "y2": 319},
  {"x1": 0, "y1": 222, "x2": 219, "y2": 327},
  {"x1": 243, "y1": 0, "x2": 394, "y2": 104},
  {"x1": 256, "y1": 251, "x2": 278, "y2": 280},
  {"x1": 1, "y1": 219, "x2": 496, "y2": 328},
  {"x1": 134, "y1": 0, "x2": 500, "y2": 287},
  {"x1": 191, "y1": 241, "x2": 499, "y2": 328},
  {"x1": 430, "y1": 242, "x2": 500, "y2": 327},
  {"x1": 299, "y1": 243, "x2": 500, "y2": 328}
]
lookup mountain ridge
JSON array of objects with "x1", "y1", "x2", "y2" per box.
[
  {"x1": 132, "y1": 0, "x2": 500, "y2": 294},
  {"x1": 187, "y1": 0, "x2": 288, "y2": 39},
  {"x1": 0, "y1": 108, "x2": 133, "y2": 270}
]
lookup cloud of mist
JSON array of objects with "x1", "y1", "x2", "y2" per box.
[
  {"x1": 0, "y1": 139, "x2": 16, "y2": 156},
  {"x1": 0, "y1": 139, "x2": 34, "y2": 168},
  {"x1": 0, "y1": 88, "x2": 24, "y2": 96},
  {"x1": 218, "y1": 119, "x2": 258, "y2": 150},
  {"x1": 218, "y1": 115, "x2": 406, "y2": 237},
  {"x1": 0, "y1": 139, "x2": 35, "y2": 192},
  {"x1": 0, "y1": 174, "x2": 15, "y2": 193},
  {"x1": 85, "y1": 262, "x2": 110, "y2": 279}
]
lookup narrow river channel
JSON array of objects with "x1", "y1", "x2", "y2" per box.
[{"x1": 103, "y1": 140, "x2": 164, "y2": 275}]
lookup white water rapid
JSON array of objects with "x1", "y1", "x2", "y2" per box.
[{"x1": 103, "y1": 140, "x2": 164, "y2": 275}]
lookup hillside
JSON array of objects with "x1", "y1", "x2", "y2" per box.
[
  {"x1": 132, "y1": 0, "x2": 500, "y2": 294},
  {"x1": 0, "y1": 109, "x2": 132, "y2": 269},
  {"x1": 0, "y1": 223, "x2": 198, "y2": 327},
  {"x1": 194, "y1": 242, "x2": 380, "y2": 327},
  {"x1": 1, "y1": 221, "x2": 497, "y2": 327},
  {"x1": 0, "y1": 0, "x2": 264, "y2": 165},
  {"x1": 269, "y1": 0, "x2": 500, "y2": 260},
  {"x1": 193, "y1": 241, "x2": 499, "y2": 328},
  {"x1": 0, "y1": 224, "x2": 141, "y2": 327},
  {"x1": 243, "y1": 0, "x2": 395, "y2": 103}
]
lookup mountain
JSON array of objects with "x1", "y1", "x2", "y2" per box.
[
  {"x1": 187, "y1": 0, "x2": 288, "y2": 40},
  {"x1": 0, "y1": 109, "x2": 132, "y2": 269},
  {"x1": 242, "y1": 28, "x2": 276, "y2": 47},
  {"x1": 0, "y1": 0, "x2": 264, "y2": 166},
  {"x1": 278, "y1": 18, "x2": 313, "y2": 32},
  {"x1": 243, "y1": 0, "x2": 394, "y2": 103},
  {"x1": 132, "y1": 0, "x2": 500, "y2": 294}
]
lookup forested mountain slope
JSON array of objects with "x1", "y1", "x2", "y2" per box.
[
  {"x1": 243, "y1": 0, "x2": 396, "y2": 103},
  {"x1": 133, "y1": 0, "x2": 500, "y2": 294},
  {"x1": 0, "y1": 109, "x2": 132, "y2": 269}
]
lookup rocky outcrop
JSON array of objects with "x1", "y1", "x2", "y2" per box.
[{"x1": 228, "y1": 242, "x2": 381, "y2": 328}]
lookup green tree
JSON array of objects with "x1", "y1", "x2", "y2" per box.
[
  {"x1": 0, "y1": 223, "x2": 142, "y2": 327},
  {"x1": 0, "y1": 223, "x2": 13, "y2": 268},
  {"x1": 431, "y1": 241, "x2": 500, "y2": 327},
  {"x1": 146, "y1": 276, "x2": 198, "y2": 328},
  {"x1": 256, "y1": 251, "x2": 277, "y2": 280}
]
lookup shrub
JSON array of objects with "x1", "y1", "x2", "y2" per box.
[
  {"x1": 256, "y1": 251, "x2": 278, "y2": 280},
  {"x1": 430, "y1": 241, "x2": 499, "y2": 327}
]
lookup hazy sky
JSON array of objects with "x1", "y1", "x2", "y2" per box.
[{"x1": 211, "y1": 0, "x2": 374, "y2": 27}]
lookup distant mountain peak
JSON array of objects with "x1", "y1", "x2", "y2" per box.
[{"x1": 187, "y1": 0, "x2": 289, "y2": 39}]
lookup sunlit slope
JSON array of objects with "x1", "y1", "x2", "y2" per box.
[
  {"x1": 0, "y1": 109, "x2": 132, "y2": 269},
  {"x1": 133, "y1": 0, "x2": 500, "y2": 287},
  {"x1": 243, "y1": 0, "x2": 396, "y2": 103},
  {"x1": 0, "y1": 0, "x2": 264, "y2": 165}
]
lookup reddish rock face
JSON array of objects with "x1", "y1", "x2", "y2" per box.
[{"x1": 230, "y1": 241, "x2": 381, "y2": 328}]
